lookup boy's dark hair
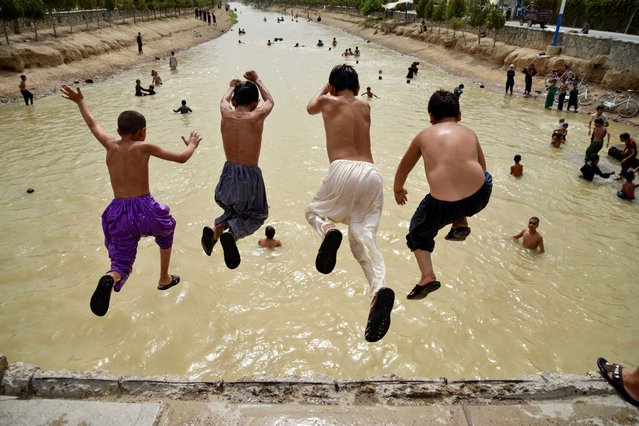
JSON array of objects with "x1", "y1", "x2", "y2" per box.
[
  {"x1": 233, "y1": 81, "x2": 259, "y2": 106},
  {"x1": 624, "y1": 171, "x2": 635, "y2": 181},
  {"x1": 428, "y1": 90, "x2": 460, "y2": 121},
  {"x1": 328, "y1": 64, "x2": 359, "y2": 93},
  {"x1": 20, "y1": 74, "x2": 26, "y2": 79},
  {"x1": 118, "y1": 110, "x2": 146, "y2": 135},
  {"x1": 620, "y1": 132, "x2": 630, "y2": 140},
  {"x1": 529, "y1": 216, "x2": 540, "y2": 224},
  {"x1": 459, "y1": 84, "x2": 464, "y2": 89},
  {"x1": 594, "y1": 117, "x2": 604, "y2": 124},
  {"x1": 514, "y1": 154, "x2": 521, "y2": 162},
  {"x1": 596, "y1": 104, "x2": 604, "y2": 110},
  {"x1": 265, "y1": 225, "x2": 275, "y2": 239},
  {"x1": 590, "y1": 154, "x2": 600, "y2": 163},
  {"x1": 366, "y1": 87, "x2": 371, "y2": 91},
  {"x1": 181, "y1": 100, "x2": 187, "y2": 105}
]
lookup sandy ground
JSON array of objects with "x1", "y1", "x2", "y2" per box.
[{"x1": 0, "y1": 12, "x2": 232, "y2": 103}]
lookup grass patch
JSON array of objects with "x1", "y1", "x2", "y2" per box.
[{"x1": 228, "y1": 9, "x2": 238, "y2": 25}]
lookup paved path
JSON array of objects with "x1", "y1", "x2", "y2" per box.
[{"x1": 505, "y1": 20, "x2": 639, "y2": 44}]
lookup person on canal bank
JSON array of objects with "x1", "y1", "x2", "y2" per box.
[
  {"x1": 567, "y1": 85, "x2": 579, "y2": 112},
  {"x1": 60, "y1": 84, "x2": 202, "y2": 317},
  {"x1": 306, "y1": 64, "x2": 394, "y2": 343},
  {"x1": 557, "y1": 80, "x2": 568, "y2": 111},
  {"x1": 505, "y1": 64, "x2": 515, "y2": 95},
  {"x1": 597, "y1": 358, "x2": 639, "y2": 407},
  {"x1": 19, "y1": 74, "x2": 34, "y2": 105},
  {"x1": 513, "y1": 216, "x2": 544, "y2": 253},
  {"x1": 584, "y1": 117, "x2": 609, "y2": 162},
  {"x1": 522, "y1": 64, "x2": 537, "y2": 96},
  {"x1": 453, "y1": 84, "x2": 464, "y2": 99},
  {"x1": 201, "y1": 70, "x2": 274, "y2": 270},
  {"x1": 393, "y1": 90, "x2": 492, "y2": 301},
  {"x1": 136, "y1": 32, "x2": 143, "y2": 54},
  {"x1": 545, "y1": 79, "x2": 557, "y2": 109}
]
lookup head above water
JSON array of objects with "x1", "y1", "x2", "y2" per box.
[
  {"x1": 427, "y1": 90, "x2": 461, "y2": 122},
  {"x1": 233, "y1": 81, "x2": 259, "y2": 107},
  {"x1": 117, "y1": 110, "x2": 146, "y2": 136},
  {"x1": 620, "y1": 132, "x2": 631, "y2": 141},
  {"x1": 328, "y1": 64, "x2": 359, "y2": 94},
  {"x1": 529, "y1": 216, "x2": 540, "y2": 227},
  {"x1": 514, "y1": 154, "x2": 521, "y2": 163},
  {"x1": 265, "y1": 225, "x2": 276, "y2": 239},
  {"x1": 624, "y1": 171, "x2": 635, "y2": 182}
]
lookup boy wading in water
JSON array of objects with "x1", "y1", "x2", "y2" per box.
[
  {"x1": 306, "y1": 64, "x2": 394, "y2": 343},
  {"x1": 394, "y1": 90, "x2": 492, "y2": 300},
  {"x1": 201, "y1": 70, "x2": 274, "y2": 269},
  {"x1": 60, "y1": 85, "x2": 202, "y2": 317}
]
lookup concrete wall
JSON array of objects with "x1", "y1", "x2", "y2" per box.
[{"x1": 497, "y1": 26, "x2": 639, "y2": 74}]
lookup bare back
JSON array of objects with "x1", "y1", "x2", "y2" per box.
[
  {"x1": 106, "y1": 141, "x2": 152, "y2": 199},
  {"x1": 415, "y1": 121, "x2": 485, "y2": 201},
  {"x1": 220, "y1": 109, "x2": 267, "y2": 166},
  {"x1": 309, "y1": 89, "x2": 374, "y2": 164}
]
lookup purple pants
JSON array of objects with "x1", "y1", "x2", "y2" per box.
[{"x1": 101, "y1": 194, "x2": 175, "y2": 291}]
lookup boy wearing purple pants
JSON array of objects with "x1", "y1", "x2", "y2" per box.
[{"x1": 61, "y1": 85, "x2": 202, "y2": 317}]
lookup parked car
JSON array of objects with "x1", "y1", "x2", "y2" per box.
[{"x1": 519, "y1": 5, "x2": 552, "y2": 29}]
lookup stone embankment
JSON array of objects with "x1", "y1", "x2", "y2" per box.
[{"x1": 2, "y1": 353, "x2": 639, "y2": 425}]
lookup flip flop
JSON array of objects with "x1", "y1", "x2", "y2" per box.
[
  {"x1": 444, "y1": 226, "x2": 471, "y2": 241},
  {"x1": 201, "y1": 226, "x2": 217, "y2": 256},
  {"x1": 157, "y1": 275, "x2": 180, "y2": 291},
  {"x1": 220, "y1": 232, "x2": 241, "y2": 269},
  {"x1": 365, "y1": 287, "x2": 395, "y2": 342},
  {"x1": 406, "y1": 280, "x2": 441, "y2": 300},
  {"x1": 597, "y1": 357, "x2": 639, "y2": 407},
  {"x1": 315, "y1": 228, "x2": 342, "y2": 274},
  {"x1": 90, "y1": 275, "x2": 114, "y2": 317}
]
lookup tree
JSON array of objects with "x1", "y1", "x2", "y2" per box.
[
  {"x1": 22, "y1": 0, "x2": 46, "y2": 41},
  {"x1": 359, "y1": 0, "x2": 381, "y2": 17},
  {"x1": 0, "y1": 0, "x2": 22, "y2": 43},
  {"x1": 423, "y1": 0, "x2": 434, "y2": 24},
  {"x1": 467, "y1": 0, "x2": 488, "y2": 45},
  {"x1": 486, "y1": 5, "x2": 505, "y2": 47},
  {"x1": 446, "y1": 0, "x2": 465, "y2": 20},
  {"x1": 42, "y1": 0, "x2": 65, "y2": 36},
  {"x1": 449, "y1": 16, "x2": 465, "y2": 40},
  {"x1": 432, "y1": 0, "x2": 446, "y2": 35},
  {"x1": 78, "y1": 0, "x2": 96, "y2": 29}
]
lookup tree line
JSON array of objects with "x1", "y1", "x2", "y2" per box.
[{"x1": 0, "y1": 0, "x2": 219, "y2": 43}]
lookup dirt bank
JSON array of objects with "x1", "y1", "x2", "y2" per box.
[
  {"x1": 285, "y1": 7, "x2": 638, "y2": 126},
  {"x1": 0, "y1": 12, "x2": 231, "y2": 103}
]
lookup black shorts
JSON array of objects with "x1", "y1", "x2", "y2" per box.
[{"x1": 406, "y1": 171, "x2": 492, "y2": 252}]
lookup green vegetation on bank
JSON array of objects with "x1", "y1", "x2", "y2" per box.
[
  {"x1": 246, "y1": 0, "x2": 637, "y2": 35},
  {"x1": 228, "y1": 7, "x2": 237, "y2": 23}
]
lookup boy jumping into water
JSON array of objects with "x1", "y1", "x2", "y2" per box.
[
  {"x1": 60, "y1": 85, "x2": 202, "y2": 317},
  {"x1": 393, "y1": 90, "x2": 492, "y2": 300},
  {"x1": 201, "y1": 70, "x2": 274, "y2": 269},
  {"x1": 306, "y1": 64, "x2": 394, "y2": 343}
]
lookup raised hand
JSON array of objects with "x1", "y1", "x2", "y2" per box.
[{"x1": 60, "y1": 85, "x2": 84, "y2": 103}]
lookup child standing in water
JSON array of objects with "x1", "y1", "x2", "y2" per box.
[
  {"x1": 617, "y1": 171, "x2": 639, "y2": 200},
  {"x1": 510, "y1": 154, "x2": 523, "y2": 177},
  {"x1": 306, "y1": 64, "x2": 394, "y2": 343},
  {"x1": 513, "y1": 217, "x2": 545, "y2": 253},
  {"x1": 258, "y1": 225, "x2": 282, "y2": 248},
  {"x1": 585, "y1": 117, "x2": 610, "y2": 162},
  {"x1": 201, "y1": 70, "x2": 274, "y2": 269},
  {"x1": 60, "y1": 85, "x2": 202, "y2": 317},
  {"x1": 394, "y1": 90, "x2": 492, "y2": 300}
]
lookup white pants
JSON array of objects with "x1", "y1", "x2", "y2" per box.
[{"x1": 305, "y1": 160, "x2": 386, "y2": 301}]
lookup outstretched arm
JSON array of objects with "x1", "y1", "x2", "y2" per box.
[
  {"x1": 307, "y1": 84, "x2": 331, "y2": 115},
  {"x1": 145, "y1": 131, "x2": 202, "y2": 164},
  {"x1": 513, "y1": 230, "x2": 524, "y2": 239},
  {"x1": 244, "y1": 70, "x2": 274, "y2": 117},
  {"x1": 220, "y1": 79, "x2": 241, "y2": 113},
  {"x1": 538, "y1": 237, "x2": 545, "y2": 253},
  {"x1": 61, "y1": 85, "x2": 113, "y2": 148},
  {"x1": 393, "y1": 138, "x2": 421, "y2": 205}
]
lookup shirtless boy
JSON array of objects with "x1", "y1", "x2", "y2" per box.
[
  {"x1": 306, "y1": 64, "x2": 394, "y2": 343},
  {"x1": 394, "y1": 90, "x2": 492, "y2": 300},
  {"x1": 201, "y1": 70, "x2": 274, "y2": 269},
  {"x1": 361, "y1": 87, "x2": 379, "y2": 99},
  {"x1": 585, "y1": 117, "x2": 610, "y2": 162},
  {"x1": 258, "y1": 226, "x2": 282, "y2": 249},
  {"x1": 513, "y1": 217, "x2": 545, "y2": 253},
  {"x1": 19, "y1": 75, "x2": 34, "y2": 105},
  {"x1": 60, "y1": 85, "x2": 202, "y2": 316},
  {"x1": 510, "y1": 154, "x2": 523, "y2": 177}
]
